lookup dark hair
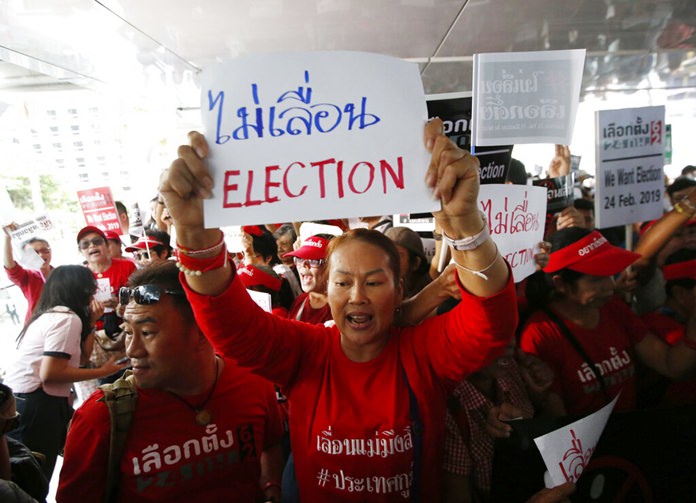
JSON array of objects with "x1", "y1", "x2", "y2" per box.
[
  {"x1": 326, "y1": 228, "x2": 401, "y2": 287},
  {"x1": 573, "y1": 198, "x2": 594, "y2": 211},
  {"x1": 145, "y1": 229, "x2": 172, "y2": 258},
  {"x1": 115, "y1": 201, "x2": 128, "y2": 217},
  {"x1": 681, "y1": 165, "x2": 696, "y2": 176},
  {"x1": 127, "y1": 261, "x2": 192, "y2": 320},
  {"x1": 17, "y1": 265, "x2": 96, "y2": 346},
  {"x1": 507, "y1": 158, "x2": 528, "y2": 185},
  {"x1": 525, "y1": 227, "x2": 590, "y2": 311},
  {"x1": 666, "y1": 177, "x2": 696, "y2": 198},
  {"x1": 664, "y1": 249, "x2": 696, "y2": 298},
  {"x1": 252, "y1": 228, "x2": 280, "y2": 265}
]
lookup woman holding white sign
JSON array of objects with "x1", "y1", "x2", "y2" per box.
[{"x1": 159, "y1": 119, "x2": 516, "y2": 501}]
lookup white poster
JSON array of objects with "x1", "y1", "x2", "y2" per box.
[
  {"x1": 535, "y1": 393, "x2": 620, "y2": 486},
  {"x1": 594, "y1": 106, "x2": 665, "y2": 229},
  {"x1": 200, "y1": 51, "x2": 435, "y2": 227},
  {"x1": 472, "y1": 49, "x2": 585, "y2": 146},
  {"x1": 478, "y1": 184, "x2": 547, "y2": 282}
]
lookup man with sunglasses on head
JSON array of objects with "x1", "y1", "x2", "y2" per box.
[
  {"x1": 3, "y1": 231, "x2": 54, "y2": 323},
  {"x1": 57, "y1": 261, "x2": 284, "y2": 503},
  {"x1": 284, "y1": 234, "x2": 335, "y2": 324},
  {"x1": 77, "y1": 226, "x2": 136, "y2": 344}
]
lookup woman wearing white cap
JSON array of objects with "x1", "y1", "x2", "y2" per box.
[{"x1": 520, "y1": 227, "x2": 696, "y2": 417}]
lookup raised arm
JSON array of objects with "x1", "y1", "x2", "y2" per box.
[{"x1": 424, "y1": 119, "x2": 510, "y2": 296}]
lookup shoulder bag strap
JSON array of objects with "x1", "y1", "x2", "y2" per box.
[
  {"x1": 540, "y1": 307, "x2": 611, "y2": 402},
  {"x1": 401, "y1": 367, "x2": 422, "y2": 502}
]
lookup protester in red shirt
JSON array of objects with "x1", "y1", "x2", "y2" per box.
[
  {"x1": 641, "y1": 250, "x2": 696, "y2": 406},
  {"x1": 3, "y1": 233, "x2": 54, "y2": 323},
  {"x1": 158, "y1": 119, "x2": 516, "y2": 501},
  {"x1": 520, "y1": 227, "x2": 696, "y2": 416},
  {"x1": 57, "y1": 261, "x2": 284, "y2": 503}
]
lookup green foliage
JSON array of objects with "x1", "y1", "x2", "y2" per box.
[
  {"x1": 40, "y1": 174, "x2": 77, "y2": 212},
  {"x1": 5, "y1": 176, "x2": 32, "y2": 210}
]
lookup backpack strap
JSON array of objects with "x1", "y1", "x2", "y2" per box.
[
  {"x1": 540, "y1": 307, "x2": 611, "y2": 402},
  {"x1": 97, "y1": 370, "x2": 138, "y2": 503}
]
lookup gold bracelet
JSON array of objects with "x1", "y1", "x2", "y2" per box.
[
  {"x1": 673, "y1": 201, "x2": 696, "y2": 218},
  {"x1": 452, "y1": 244, "x2": 499, "y2": 281}
]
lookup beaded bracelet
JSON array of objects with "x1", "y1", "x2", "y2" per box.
[
  {"x1": 177, "y1": 230, "x2": 225, "y2": 257},
  {"x1": 442, "y1": 212, "x2": 489, "y2": 251},
  {"x1": 452, "y1": 244, "x2": 499, "y2": 281},
  {"x1": 176, "y1": 246, "x2": 229, "y2": 276}
]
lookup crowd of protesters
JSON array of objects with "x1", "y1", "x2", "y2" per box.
[{"x1": 0, "y1": 120, "x2": 694, "y2": 503}]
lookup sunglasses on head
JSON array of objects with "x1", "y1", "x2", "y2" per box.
[
  {"x1": 79, "y1": 237, "x2": 105, "y2": 250},
  {"x1": 119, "y1": 285, "x2": 185, "y2": 306},
  {"x1": 293, "y1": 257, "x2": 325, "y2": 268}
]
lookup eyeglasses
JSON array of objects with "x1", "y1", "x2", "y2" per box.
[
  {"x1": 134, "y1": 251, "x2": 150, "y2": 260},
  {"x1": 118, "y1": 285, "x2": 185, "y2": 306},
  {"x1": 293, "y1": 257, "x2": 325, "y2": 268},
  {"x1": 34, "y1": 247, "x2": 51, "y2": 254},
  {"x1": 79, "y1": 237, "x2": 105, "y2": 250}
]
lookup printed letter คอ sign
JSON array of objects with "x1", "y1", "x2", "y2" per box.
[
  {"x1": 534, "y1": 393, "x2": 619, "y2": 487},
  {"x1": 200, "y1": 52, "x2": 434, "y2": 227},
  {"x1": 478, "y1": 184, "x2": 547, "y2": 282},
  {"x1": 594, "y1": 106, "x2": 665, "y2": 229},
  {"x1": 472, "y1": 49, "x2": 585, "y2": 146}
]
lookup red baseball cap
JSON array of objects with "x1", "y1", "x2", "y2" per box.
[
  {"x1": 544, "y1": 230, "x2": 640, "y2": 276},
  {"x1": 104, "y1": 231, "x2": 121, "y2": 243},
  {"x1": 125, "y1": 236, "x2": 164, "y2": 253},
  {"x1": 76, "y1": 225, "x2": 106, "y2": 243},
  {"x1": 238, "y1": 264, "x2": 282, "y2": 291},
  {"x1": 282, "y1": 235, "x2": 330, "y2": 261},
  {"x1": 663, "y1": 260, "x2": 696, "y2": 281}
]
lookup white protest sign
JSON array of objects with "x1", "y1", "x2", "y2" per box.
[
  {"x1": 247, "y1": 289, "x2": 272, "y2": 313},
  {"x1": 8, "y1": 215, "x2": 54, "y2": 243},
  {"x1": 479, "y1": 184, "x2": 547, "y2": 283},
  {"x1": 594, "y1": 106, "x2": 665, "y2": 229},
  {"x1": 472, "y1": 49, "x2": 585, "y2": 146},
  {"x1": 535, "y1": 393, "x2": 620, "y2": 486},
  {"x1": 200, "y1": 52, "x2": 434, "y2": 227},
  {"x1": 222, "y1": 225, "x2": 245, "y2": 253},
  {"x1": 18, "y1": 248, "x2": 45, "y2": 270},
  {"x1": 299, "y1": 222, "x2": 343, "y2": 244}
]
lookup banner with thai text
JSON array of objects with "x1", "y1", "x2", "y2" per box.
[
  {"x1": 478, "y1": 184, "x2": 547, "y2": 282},
  {"x1": 472, "y1": 49, "x2": 585, "y2": 146},
  {"x1": 594, "y1": 105, "x2": 665, "y2": 229},
  {"x1": 200, "y1": 51, "x2": 435, "y2": 227},
  {"x1": 76, "y1": 186, "x2": 122, "y2": 233}
]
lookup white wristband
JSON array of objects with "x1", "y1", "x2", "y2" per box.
[{"x1": 442, "y1": 212, "x2": 489, "y2": 251}]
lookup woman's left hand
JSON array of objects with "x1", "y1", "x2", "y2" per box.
[
  {"x1": 89, "y1": 299, "x2": 105, "y2": 326},
  {"x1": 424, "y1": 119, "x2": 481, "y2": 231}
]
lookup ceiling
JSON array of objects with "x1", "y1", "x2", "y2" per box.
[{"x1": 1, "y1": 0, "x2": 696, "y2": 109}]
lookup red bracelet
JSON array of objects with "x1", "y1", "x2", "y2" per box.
[
  {"x1": 262, "y1": 480, "x2": 281, "y2": 491},
  {"x1": 176, "y1": 247, "x2": 229, "y2": 276},
  {"x1": 683, "y1": 338, "x2": 696, "y2": 351},
  {"x1": 177, "y1": 230, "x2": 225, "y2": 256}
]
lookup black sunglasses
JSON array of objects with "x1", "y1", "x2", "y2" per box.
[
  {"x1": 79, "y1": 237, "x2": 105, "y2": 250},
  {"x1": 119, "y1": 285, "x2": 185, "y2": 306}
]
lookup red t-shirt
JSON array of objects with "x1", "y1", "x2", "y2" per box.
[
  {"x1": 57, "y1": 357, "x2": 284, "y2": 502},
  {"x1": 287, "y1": 292, "x2": 333, "y2": 324},
  {"x1": 184, "y1": 269, "x2": 517, "y2": 501},
  {"x1": 4, "y1": 263, "x2": 49, "y2": 322},
  {"x1": 520, "y1": 298, "x2": 648, "y2": 416},
  {"x1": 641, "y1": 310, "x2": 696, "y2": 406},
  {"x1": 90, "y1": 257, "x2": 136, "y2": 297}
]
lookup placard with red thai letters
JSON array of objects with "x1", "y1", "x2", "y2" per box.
[{"x1": 76, "y1": 186, "x2": 122, "y2": 233}]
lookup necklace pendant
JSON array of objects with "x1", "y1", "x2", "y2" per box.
[{"x1": 195, "y1": 409, "x2": 212, "y2": 426}]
